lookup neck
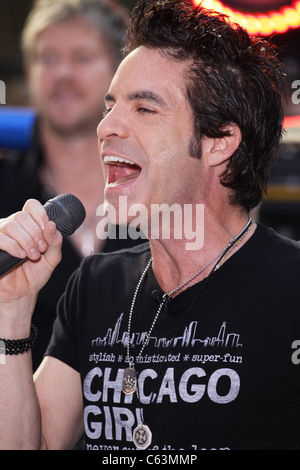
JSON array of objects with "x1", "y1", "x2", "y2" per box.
[
  {"x1": 39, "y1": 123, "x2": 104, "y2": 198},
  {"x1": 149, "y1": 209, "x2": 253, "y2": 294},
  {"x1": 39, "y1": 123, "x2": 106, "y2": 256}
]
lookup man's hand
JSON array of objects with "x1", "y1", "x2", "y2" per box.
[{"x1": 0, "y1": 199, "x2": 63, "y2": 319}]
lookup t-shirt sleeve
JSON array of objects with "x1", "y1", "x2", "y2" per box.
[{"x1": 45, "y1": 267, "x2": 81, "y2": 372}]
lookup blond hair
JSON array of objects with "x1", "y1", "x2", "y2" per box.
[{"x1": 21, "y1": 0, "x2": 128, "y2": 68}]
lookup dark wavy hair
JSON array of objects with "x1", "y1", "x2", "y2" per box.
[{"x1": 124, "y1": 0, "x2": 286, "y2": 211}]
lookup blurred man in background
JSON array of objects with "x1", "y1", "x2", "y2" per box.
[{"x1": 0, "y1": 0, "x2": 140, "y2": 371}]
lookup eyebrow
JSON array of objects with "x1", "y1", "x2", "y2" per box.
[{"x1": 104, "y1": 89, "x2": 168, "y2": 108}]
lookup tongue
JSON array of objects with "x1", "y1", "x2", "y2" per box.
[{"x1": 108, "y1": 163, "x2": 140, "y2": 185}]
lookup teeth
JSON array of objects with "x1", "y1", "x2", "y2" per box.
[{"x1": 104, "y1": 156, "x2": 136, "y2": 165}]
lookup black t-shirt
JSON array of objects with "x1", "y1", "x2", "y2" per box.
[{"x1": 46, "y1": 224, "x2": 300, "y2": 450}]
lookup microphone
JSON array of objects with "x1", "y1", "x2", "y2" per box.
[
  {"x1": 151, "y1": 290, "x2": 162, "y2": 302},
  {"x1": 0, "y1": 194, "x2": 86, "y2": 277},
  {"x1": 151, "y1": 289, "x2": 171, "y2": 310},
  {"x1": 0, "y1": 107, "x2": 36, "y2": 150}
]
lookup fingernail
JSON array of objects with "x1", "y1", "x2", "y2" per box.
[
  {"x1": 49, "y1": 222, "x2": 58, "y2": 237},
  {"x1": 30, "y1": 247, "x2": 40, "y2": 259},
  {"x1": 38, "y1": 239, "x2": 47, "y2": 252}
]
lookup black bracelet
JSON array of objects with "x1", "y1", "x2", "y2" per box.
[{"x1": 0, "y1": 325, "x2": 38, "y2": 355}]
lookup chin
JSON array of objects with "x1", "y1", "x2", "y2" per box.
[
  {"x1": 102, "y1": 195, "x2": 150, "y2": 232},
  {"x1": 46, "y1": 115, "x2": 92, "y2": 135}
]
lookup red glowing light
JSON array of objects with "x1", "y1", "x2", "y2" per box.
[
  {"x1": 193, "y1": 0, "x2": 300, "y2": 35},
  {"x1": 284, "y1": 115, "x2": 300, "y2": 128}
]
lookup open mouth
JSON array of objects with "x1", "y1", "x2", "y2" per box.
[
  {"x1": 51, "y1": 88, "x2": 82, "y2": 103},
  {"x1": 104, "y1": 156, "x2": 141, "y2": 186}
]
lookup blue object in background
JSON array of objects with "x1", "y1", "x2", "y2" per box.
[{"x1": 0, "y1": 107, "x2": 36, "y2": 150}]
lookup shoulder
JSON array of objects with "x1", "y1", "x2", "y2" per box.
[
  {"x1": 0, "y1": 149, "x2": 43, "y2": 215},
  {"x1": 78, "y1": 242, "x2": 151, "y2": 280},
  {"x1": 249, "y1": 224, "x2": 300, "y2": 293},
  {"x1": 255, "y1": 223, "x2": 300, "y2": 263},
  {"x1": 0, "y1": 149, "x2": 24, "y2": 170},
  {"x1": 61, "y1": 242, "x2": 151, "y2": 308},
  {"x1": 223, "y1": 223, "x2": 300, "y2": 297}
]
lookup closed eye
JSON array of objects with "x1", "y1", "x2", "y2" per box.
[
  {"x1": 137, "y1": 107, "x2": 156, "y2": 114},
  {"x1": 102, "y1": 108, "x2": 112, "y2": 118}
]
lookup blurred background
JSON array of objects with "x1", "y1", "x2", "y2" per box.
[{"x1": 1, "y1": 0, "x2": 300, "y2": 239}]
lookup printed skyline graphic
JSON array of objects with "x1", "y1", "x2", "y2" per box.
[{"x1": 91, "y1": 314, "x2": 243, "y2": 349}]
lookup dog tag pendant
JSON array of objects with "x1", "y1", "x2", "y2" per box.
[
  {"x1": 122, "y1": 367, "x2": 137, "y2": 394},
  {"x1": 133, "y1": 424, "x2": 152, "y2": 450}
]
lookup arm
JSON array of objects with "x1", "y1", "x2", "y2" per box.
[
  {"x1": 35, "y1": 356, "x2": 84, "y2": 450},
  {"x1": 0, "y1": 199, "x2": 64, "y2": 449},
  {"x1": 0, "y1": 346, "x2": 41, "y2": 449}
]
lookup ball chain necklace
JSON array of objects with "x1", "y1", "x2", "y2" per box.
[{"x1": 122, "y1": 218, "x2": 253, "y2": 449}]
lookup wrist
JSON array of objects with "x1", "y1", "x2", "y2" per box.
[
  {"x1": 0, "y1": 325, "x2": 38, "y2": 355},
  {"x1": 0, "y1": 297, "x2": 37, "y2": 339}
]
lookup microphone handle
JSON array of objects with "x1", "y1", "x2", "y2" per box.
[
  {"x1": 0, "y1": 194, "x2": 86, "y2": 278},
  {"x1": 0, "y1": 251, "x2": 25, "y2": 277}
]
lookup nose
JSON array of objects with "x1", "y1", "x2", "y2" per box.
[
  {"x1": 47, "y1": 55, "x2": 75, "y2": 80},
  {"x1": 56, "y1": 60, "x2": 75, "y2": 78},
  {"x1": 97, "y1": 106, "x2": 129, "y2": 141}
]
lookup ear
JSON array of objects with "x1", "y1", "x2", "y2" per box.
[{"x1": 204, "y1": 123, "x2": 242, "y2": 168}]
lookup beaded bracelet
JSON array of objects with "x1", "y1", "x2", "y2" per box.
[{"x1": 0, "y1": 325, "x2": 38, "y2": 355}]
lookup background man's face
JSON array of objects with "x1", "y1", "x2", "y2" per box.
[{"x1": 28, "y1": 17, "x2": 115, "y2": 136}]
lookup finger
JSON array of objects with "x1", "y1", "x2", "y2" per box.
[
  {"x1": 0, "y1": 214, "x2": 44, "y2": 261},
  {"x1": 12, "y1": 210, "x2": 48, "y2": 251},
  {"x1": 0, "y1": 227, "x2": 27, "y2": 260},
  {"x1": 22, "y1": 199, "x2": 49, "y2": 231},
  {"x1": 22, "y1": 199, "x2": 50, "y2": 256}
]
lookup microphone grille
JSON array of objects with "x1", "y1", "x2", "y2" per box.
[{"x1": 44, "y1": 193, "x2": 86, "y2": 237}]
